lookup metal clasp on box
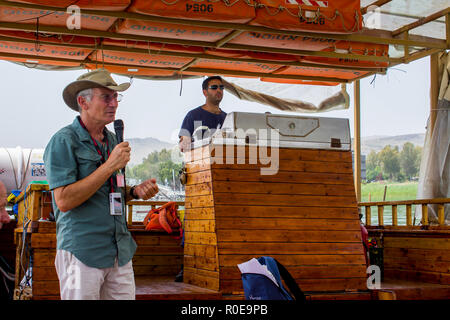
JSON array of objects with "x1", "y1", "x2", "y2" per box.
[{"x1": 331, "y1": 138, "x2": 341, "y2": 148}]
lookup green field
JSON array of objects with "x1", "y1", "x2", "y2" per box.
[{"x1": 361, "y1": 181, "x2": 419, "y2": 226}]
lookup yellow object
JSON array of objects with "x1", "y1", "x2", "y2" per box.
[{"x1": 7, "y1": 193, "x2": 17, "y2": 203}]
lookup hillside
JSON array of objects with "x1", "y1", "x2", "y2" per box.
[
  {"x1": 127, "y1": 137, "x2": 174, "y2": 166},
  {"x1": 357, "y1": 133, "x2": 425, "y2": 155}
]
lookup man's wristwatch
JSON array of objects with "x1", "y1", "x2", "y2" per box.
[{"x1": 129, "y1": 186, "x2": 139, "y2": 200}]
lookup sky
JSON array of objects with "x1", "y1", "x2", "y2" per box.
[{"x1": 0, "y1": 56, "x2": 430, "y2": 149}]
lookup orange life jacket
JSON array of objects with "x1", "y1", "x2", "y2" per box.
[{"x1": 143, "y1": 201, "x2": 182, "y2": 239}]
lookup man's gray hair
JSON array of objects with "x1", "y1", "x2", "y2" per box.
[{"x1": 76, "y1": 88, "x2": 93, "y2": 112}]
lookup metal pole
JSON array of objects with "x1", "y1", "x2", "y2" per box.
[{"x1": 353, "y1": 80, "x2": 361, "y2": 202}]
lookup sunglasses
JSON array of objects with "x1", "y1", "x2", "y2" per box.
[{"x1": 208, "y1": 85, "x2": 225, "y2": 90}]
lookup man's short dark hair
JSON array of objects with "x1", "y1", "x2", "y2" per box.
[{"x1": 202, "y1": 76, "x2": 223, "y2": 90}]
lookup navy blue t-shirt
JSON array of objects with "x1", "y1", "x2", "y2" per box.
[{"x1": 179, "y1": 106, "x2": 227, "y2": 141}]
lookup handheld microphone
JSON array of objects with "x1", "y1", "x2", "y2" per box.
[{"x1": 114, "y1": 119, "x2": 125, "y2": 174}]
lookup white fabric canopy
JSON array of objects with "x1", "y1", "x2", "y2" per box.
[{"x1": 416, "y1": 51, "x2": 450, "y2": 224}]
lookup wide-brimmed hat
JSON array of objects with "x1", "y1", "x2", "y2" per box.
[{"x1": 63, "y1": 69, "x2": 131, "y2": 111}]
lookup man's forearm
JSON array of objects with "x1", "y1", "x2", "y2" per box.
[{"x1": 53, "y1": 162, "x2": 116, "y2": 212}]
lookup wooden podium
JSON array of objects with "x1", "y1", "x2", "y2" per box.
[{"x1": 182, "y1": 120, "x2": 368, "y2": 298}]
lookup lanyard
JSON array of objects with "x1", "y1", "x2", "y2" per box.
[{"x1": 78, "y1": 117, "x2": 115, "y2": 193}]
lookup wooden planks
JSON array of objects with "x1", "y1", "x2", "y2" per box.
[
  {"x1": 132, "y1": 231, "x2": 183, "y2": 277},
  {"x1": 183, "y1": 146, "x2": 368, "y2": 296},
  {"x1": 370, "y1": 229, "x2": 450, "y2": 285}
]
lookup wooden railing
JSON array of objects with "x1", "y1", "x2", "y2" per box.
[
  {"x1": 126, "y1": 200, "x2": 185, "y2": 226},
  {"x1": 358, "y1": 198, "x2": 450, "y2": 227}
]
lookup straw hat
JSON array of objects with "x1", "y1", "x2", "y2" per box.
[{"x1": 63, "y1": 69, "x2": 130, "y2": 111}]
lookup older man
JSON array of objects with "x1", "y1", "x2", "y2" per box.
[{"x1": 44, "y1": 69, "x2": 159, "y2": 300}]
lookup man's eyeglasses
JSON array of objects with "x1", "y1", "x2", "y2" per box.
[
  {"x1": 208, "y1": 85, "x2": 225, "y2": 90},
  {"x1": 93, "y1": 93, "x2": 123, "y2": 103}
]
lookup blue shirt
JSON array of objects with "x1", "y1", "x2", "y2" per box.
[
  {"x1": 43, "y1": 116, "x2": 136, "y2": 269},
  {"x1": 179, "y1": 106, "x2": 227, "y2": 141}
]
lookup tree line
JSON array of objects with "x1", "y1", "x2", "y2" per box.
[
  {"x1": 366, "y1": 142, "x2": 422, "y2": 182},
  {"x1": 126, "y1": 148, "x2": 183, "y2": 189}
]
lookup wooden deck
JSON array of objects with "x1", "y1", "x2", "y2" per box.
[
  {"x1": 135, "y1": 276, "x2": 222, "y2": 300},
  {"x1": 374, "y1": 279, "x2": 450, "y2": 300}
]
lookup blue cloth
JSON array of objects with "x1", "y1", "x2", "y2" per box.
[
  {"x1": 179, "y1": 106, "x2": 226, "y2": 141},
  {"x1": 43, "y1": 116, "x2": 136, "y2": 269}
]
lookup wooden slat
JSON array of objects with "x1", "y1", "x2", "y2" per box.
[
  {"x1": 422, "y1": 204, "x2": 429, "y2": 225},
  {"x1": 185, "y1": 194, "x2": 215, "y2": 208},
  {"x1": 32, "y1": 267, "x2": 58, "y2": 281},
  {"x1": 133, "y1": 265, "x2": 181, "y2": 276},
  {"x1": 217, "y1": 242, "x2": 364, "y2": 255},
  {"x1": 384, "y1": 247, "x2": 450, "y2": 262},
  {"x1": 217, "y1": 229, "x2": 362, "y2": 243},
  {"x1": 184, "y1": 255, "x2": 219, "y2": 271},
  {"x1": 213, "y1": 205, "x2": 358, "y2": 219},
  {"x1": 213, "y1": 193, "x2": 357, "y2": 208},
  {"x1": 184, "y1": 267, "x2": 219, "y2": 291},
  {"x1": 184, "y1": 243, "x2": 217, "y2": 258},
  {"x1": 406, "y1": 204, "x2": 412, "y2": 226},
  {"x1": 219, "y1": 254, "x2": 366, "y2": 267},
  {"x1": 384, "y1": 237, "x2": 450, "y2": 250},
  {"x1": 392, "y1": 205, "x2": 398, "y2": 226},
  {"x1": 384, "y1": 256, "x2": 450, "y2": 274},
  {"x1": 378, "y1": 206, "x2": 384, "y2": 226},
  {"x1": 132, "y1": 233, "x2": 182, "y2": 246},
  {"x1": 212, "y1": 169, "x2": 354, "y2": 185},
  {"x1": 184, "y1": 219, "x2": 216, "y2": 232},
  {"x1": 220, "y1": 265, "x2": 367, "y2": 280},
  {"x1": 132, "y1": 255, "x2": 182, "y2": 266},
  {"x1": 30, "y1": 233, "x2": 56, "y2": 248},
  {"x1": 185, "y1": 207, "x2": 216, "y2": 220},
  {"x1": 32, "y1": 281, "x2": 60, "y2": 297},
  {"x1": 212, "y1": 181, "x2": 356, "y2": 196},
  {"x1": 184, "y1": 266, "x2": 219, "y2": 281},
  {"x1": 185, "y1": 231, "x2": 217, "y2": 245},
  {"x1": 211, "y1": 160, "x2": 353, "y2": 174},
  {"x1": 185, "y1": 158, "x2": 212, "y2": 173},
  {"x1": 214, "y1": 217, "x2": 361, "y2": 231},
  {"x1": 185, "y1": 182, "x2": 213, "y2": 196},
  {"x1": 209, "y1": 147, "x2": 352, "y2": 163},
  {"x1": 186, "y1": 170, "x2": 212, "y2": 185},
  {"x1": 135, "y1": 245, "x2": 183, "y2": 255},
  {"x1": 184, "y1": 145, "x2": 212, "y2": 162},
  {"x1": 384, "y1": 269, "x2": 450, "y2": 285},
  {"x1": 438, "y1": 204, "x2": 445, "y2": 226},
  {"x1": 33, "y1": 250, "x2": 55, "y2": 267},
  {"x1": 365, "y1": 206, "x2": 372, "y2": 226},
  {"x1": 220, "y1": 277, "x2": 367, "y2": 293}
]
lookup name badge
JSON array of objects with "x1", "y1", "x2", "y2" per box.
[
  {"x1": 116, "y1": 173, "x2": 125, "y2": 188},
  {"x1": 109, "y1": 192, "x2": 123, "y2": 216}
]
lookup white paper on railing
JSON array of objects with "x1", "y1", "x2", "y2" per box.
[{"x1": 237, "y1": 258, "x2": 279, "y2": 287}]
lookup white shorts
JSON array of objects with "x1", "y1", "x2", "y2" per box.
[{"x1": 55, "y1": 249, "x2": 135, "y2": 300}]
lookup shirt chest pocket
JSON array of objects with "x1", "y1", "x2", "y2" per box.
[{"x1": 76, "y1": 150, "x2": 103, "y2": 180}]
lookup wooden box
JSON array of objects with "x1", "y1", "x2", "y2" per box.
[{"x1": 183, "y1": 144, "x2": 367, "y2": 297}]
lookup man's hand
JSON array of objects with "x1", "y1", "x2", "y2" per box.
[
  {"x1": 134, "y1": 178, "x2": 159, "y2": 200},
  {"x1": 179, "y1": 136, "x2": 191, "y2": 153},
  {"x1": 107, "y1": 142, "x2": 131, "y2": 172}
]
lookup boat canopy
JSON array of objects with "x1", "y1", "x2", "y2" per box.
[{"x1": 0, "y1": 0, "x2": 446, "y2": 85}]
